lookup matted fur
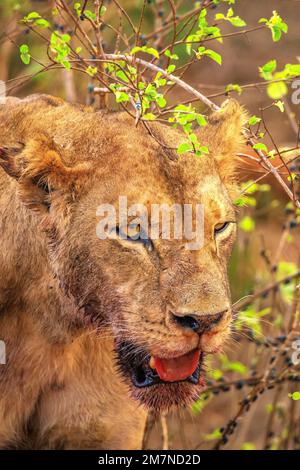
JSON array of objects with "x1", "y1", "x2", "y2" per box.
[{"x1": 0, "y1": 95, "x2": 246, "y2": 449}]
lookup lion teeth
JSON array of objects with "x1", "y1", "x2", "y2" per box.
[{"x1": 149, "y1": 356, "x2": 156, "y2": 369}]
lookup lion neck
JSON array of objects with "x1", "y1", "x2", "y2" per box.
[{"x1": 0, "y1": 176, "x2": 147, "y2": 449}]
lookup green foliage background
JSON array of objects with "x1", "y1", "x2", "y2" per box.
[{"x1": 1, "y1": 0, "x2": 300, "y2": 450}]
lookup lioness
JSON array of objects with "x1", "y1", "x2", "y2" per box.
[{"x1": 0, "y1": 95, "x2": 245, "y2": 449}]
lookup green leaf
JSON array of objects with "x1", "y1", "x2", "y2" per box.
[
  {"x1": 100, "y1": 5, "x2": 107, "y2": 16},
  {"x1": 253, "y1": 143, "x2": 268, "y2": 152},
  {"x1": 116, "y1": 69, "x2": 129, "y2": 83},
  {"x1": 61, "y1": 33, "x2": 71, "y2": 43},
  {"x1": 115, "y1": 91, "x2": 130, "y2": 103},
  {"x1": 62, "y1": 60, "x2": 71, "y2": 71},
  {"x1": 196, "y1": 114, "x2": 208, "y2": 127},
  {"x1": 271, "y1": 25, "x2": 281, "y2": 41},
  {"x1": 156, "y1": 96, "x2": 166, "y2": 108},
  {"x1": 260, "y1": 184, "x2": 270, "y2": 192},
  {"x1": 267, "y1": 81, "x2": 288, "y2": 99},
  {"x1": 24, "y1": 11, "x2": 41, "y2": 22},
  {"x1": 261, "y1": 11, "x2": 288, "y2": 42},
  {"x1": 143, "y1": 113, "x2": 156, "y2": 121},
  {"x1": 284, "y1": 63, "x2": 300, "y2": 77},
  {"x1": 189, "y1": 133, "x2": 198, "y2": 145},
  {"x1": 186, "y1": 35, "x2": 197, "y2": 55},
  {"x1": 191, "y1": 393, "x2": 212, "y2": 415},
  {"x1": 209, "y1": 368, "x2": 223, "y2": 380},
  {"x1": 240, "y1": 180, "x2": 259, "y2": 194},
  {"x1": 199, "y1": 8, "x2": 207, "y2": 21},
  {"x1": 204, "y1": 428, "x2": 222, "y2": 441},
  {"x1": 234, "y1": 195, "x2": 256, "y2": 207},
  {"x1": 228, "y1": 361, "x2": 248, "y2": 374},
  {"x1": 27, "y1": 12, "x2": 41, "y2": 20},
  {"x1": 206, "y1": 49, "x2": 222, "y2": 65},
  {"x1": 197, "y1": 46, "x2": 222, "y2": 65},
  {"x1": 23, "y1": 12, "x2": 50, "y2": 29},
  {"x1": 85, "y1": 10, "x2": 97, "y2": 21},
  {"x1": 20, "y1": 44, "x2": 29, "y2": 54},
  {"x1": 165, "y1": 50, "x2": 179, "y2": 60},
  {"x1": 35, "y1": 18, "x2": 50, "y2": 28},
  {"x1": 74, "y1": 2, "x2": 81, "y2": 17},
  {"x1": 86, "y1": 66, "x2": 98, "y2": 77},
  {"x1": 239, "y1": 216, "x2": 255, "y2": 232},
  {"x1": 289, "y1": 392, "x2": 300, "y2": 401},
  {"x1": 167, "y1": 64, "x2": 176, "y2": 74},
  {"x1": 155, "y1": 77, "x2": 167, "y2": 88},
  {"x1": 177, "y1": 142, "x2": 192, "y2": 155},
  {"x1": 263, "y1": 60, "x2": 277, "y2": 73},
  {"x1": 226, "y1": 83, "x2": 242, "y2": 95},
  {"x1": 131, "y1": 46, "x2": 159, "y2": 59},
  {"x1": 216, "y1": 8, "x2": 246, "y2": 27},
  {"x1": 248, "y1": 115, "x2": 261, "y2": 126},
  {"x1": 229, "y1": 16, "x2": 246, "y2": 27},
  {"x1": 198, "y1": 145, "x2": 209, "y2": 155},
  {"x1": 274, "y1": 100, "x2": 285, "y2": 112},
  {"x1": 219, "y1": 354, "x2": 248, "y2": 375},
  {"x1": 262, "y1": 59, "x2": 277, "y2": 72},
  {"x1": 260, "y1": 59, "x2": 277, "y2": 80},
  {"x1": 50, "y1": 31, "x2": 72, "y2": 66},
  {"x1": 19, "y1": 44, "x2": 30, "y2": 65}
]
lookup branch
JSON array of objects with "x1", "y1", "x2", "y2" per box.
[
  {"x1": 233, "y1": 270, "x2": 300, "y2": 311},
  {"x1": 83, "y1": 54, "x2": 300, "y2": 208},
  {"x1": 88, "y1": 54, "x2": 220, "y2": 111}
]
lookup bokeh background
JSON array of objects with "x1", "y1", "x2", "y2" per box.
[{"x1": 1, "y1": 0, "x2": 300, "y2": 450}]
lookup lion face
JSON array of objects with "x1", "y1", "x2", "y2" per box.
[
  {"x1": 0, "y1": 96, "x2": 246, "y2": 411},
  {"x1": 64, "y1": 159, "x2": 236, "y2": 410}
]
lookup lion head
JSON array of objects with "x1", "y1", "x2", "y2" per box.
[{"x1": 0, "y1": 95, "x2": 246, "y2": 411}]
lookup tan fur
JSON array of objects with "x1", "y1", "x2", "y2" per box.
[{"x1": 0, "y1": 95, "x2": 246, "y2": 449}]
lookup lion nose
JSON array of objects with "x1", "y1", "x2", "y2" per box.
[{"x1": 171, "y1": 310, "x2": 228, "y2": 334}]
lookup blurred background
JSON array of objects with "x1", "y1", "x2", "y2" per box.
[{"x1": 1, "y1": 0, "x2": 300, "y2": 450}]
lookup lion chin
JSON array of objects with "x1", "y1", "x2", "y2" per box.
[
  {"x1": 115, "y1": 340, "x2": 205, "y2": 411},
  {"x1": 0, "y1": 94, "x2": 246, "y2": 449}
]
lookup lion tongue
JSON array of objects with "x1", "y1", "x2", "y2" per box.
[{"x1": 152, "y1": 349, "x2": 200, "y2": 382}]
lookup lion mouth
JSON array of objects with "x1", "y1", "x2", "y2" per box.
[{"x1": 116, "y1": 341, "x2": 204, "y2": 388}]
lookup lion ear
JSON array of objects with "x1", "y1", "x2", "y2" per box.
[
  {"x1": 199, "y1": 99, "x2": 248, "y2": 187},
  {"x1": 0, "y1": 137, "x2": 91, "y2": 212}
]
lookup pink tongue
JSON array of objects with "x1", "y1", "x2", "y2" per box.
[{"x1": 153, "y1": 349, "x2": 200, "y2": 382}]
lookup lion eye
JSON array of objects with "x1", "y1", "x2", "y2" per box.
[
  {"x1": 214, "y1": 222, "x2": 230, "y2": 235},
  {"x1": 116, "y1": 226, "x2": 154, "y2": 252}
]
